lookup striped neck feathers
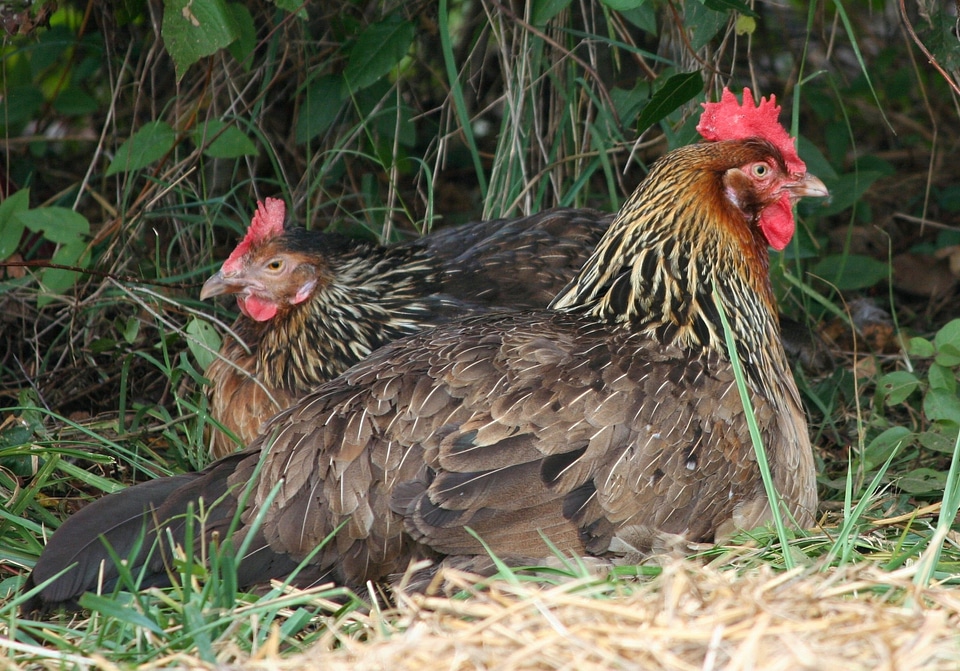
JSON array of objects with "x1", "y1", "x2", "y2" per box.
[
  {"x1": 251, "y1": 245, "x2": 445, "y2": 393},
  {"x1": 550, "y1": 141, "x2": 789, "y2": 395}
]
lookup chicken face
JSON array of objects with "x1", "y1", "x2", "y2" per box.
[
  {"x1": 200, "y1": 244, "x2": 321, "y2": 322},
  {"x1": 722, "y1": 155, "x2": 827, "y2": 251}
]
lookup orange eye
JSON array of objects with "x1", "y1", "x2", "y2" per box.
[{"x1": 267, "y1": 259, "x2": 284, "y2": 271}]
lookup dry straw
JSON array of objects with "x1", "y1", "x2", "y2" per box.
[{"x1": 222, "y1": 559, "x2": 960, "y2": 671}]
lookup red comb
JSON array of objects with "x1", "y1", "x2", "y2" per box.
[
  {"x1": 221, "y1": 198, "x2": 286, "y2": 273},
  {"x1": 696, "y1": 88, "x2": 804, "y2": 174}
]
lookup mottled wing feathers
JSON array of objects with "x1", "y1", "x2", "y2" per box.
[
  {"x1": 422, "y1": 208, "x2": 612, "y2": 306},
  {"x1": 235, "y1": 311, "x2": 777, "y2": 583}
]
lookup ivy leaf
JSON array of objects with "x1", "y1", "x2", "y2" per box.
[
  {"x1": 343, "y1": 15, "x2": 415, "y2": 93},
  {"x1": 636, "y1": 71, "x2": 701, "y2": 135},
  {"x1": 106, "y1": 121, "x2": 177, "y2": 176}
]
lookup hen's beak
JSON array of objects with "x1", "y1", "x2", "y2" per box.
[
  {"x1": 200, "y1": 271, "x2": 240, "y2": 300},
  {"x1": 786, "y1": 173, "x2": 829, "y2": 200}
]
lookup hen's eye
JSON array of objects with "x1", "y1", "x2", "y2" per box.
[
  {"x1": 752, "y1": 163, "x2": 769, "y2": 177},
  {"x1": 267, "y1": 259, "x2": 284, "y2": 271}
]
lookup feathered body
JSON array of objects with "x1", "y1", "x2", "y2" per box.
[
  {"x1": 203, "y1": 209, "x2": 612, "y2": 456},
  {"x1": 24, "y1": 90, "x2": 828, "y2": 613}
]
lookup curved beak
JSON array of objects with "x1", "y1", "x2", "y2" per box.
[
  {"x1": 200, "y1": 271, "x2": 241, "y2": 300},
  {"x1": 786, "y1": 173, "x2": 829, "y2": 201}
]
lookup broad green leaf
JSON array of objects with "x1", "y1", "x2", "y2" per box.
[
  {"x1": 636, "y1": 71, "x2": 701, "y2": 135},
  {"x1": 106, "y1": 121, "x2": 177, "y2": 176},
  {"x1": 928, "y1": 363, "x2": 957, "y2": 394},
  {"x1": 272, "y1": 0, "x2": 307, "y2": 16},
  {"x1": 620, "y1": 4, "x2": 657, "y2": 33},
  {"x1": 601, "y1": 0, "x2": 648, "y2": 10},
  {"x1": 876, "y1": 371, "x2": 919, "y2": 406},
  {"x1": 685, "y1": 0, "x2": 726, "y2": 49},
  {"x1": 162, "y1": 0, "x2": 240, "y2": 80},
  {"x1": 704, "y1": 0, "x2": 758, "y2": 18},
  {"x1": 861, "y1": 426, "x2": 912, "y2": 471},
  {"x1": 809, "y1": 254, "x2": 889, "y2": 291},
  {"x1": 186, "y1": 318, "x2": 221, "y2": 371},
  {"x1": 919, "y1": 426, "x2": 960, "y2": 454},
  {"x1": 818, "y1": 171, "x2": 886, "y2": 217},
  {"x1": 934, "y1": 319, "x2": 960, "y2": 367},
  {"x1": 37, "y1": 239, "x2": 90, "y2": 308},
  {"x1": 0, "y1": 85, "x2": 44, "y2": 130},
  {"x1": 296, "y1": 75, "x2": 346, "y2": 144},
  {"x1": 909, "y1": 336, "x2": 935, "y2": 358},
  {"x1": 897, "y1": 467, "x2": 947, "y2": 495},
  {"x1": 0, "y1": 189, "x2": 30, "y2": 259},
  {"x1": 17, "y1": 207, "x2": 90, "y2": 244},
  {"x1": 52, "y1": 87, "x2": 99, "y2": 115},
  {"x1": 924, "y1": 388, "x2": 960, "y2": 424},
  {"x1": 195, "y1": 119, "x2": 257, "y2": 158},
  {"x1": 343, "y1": 15, "x2": 415, "y2": 93},
  {"x1": 226, "y1": 2, "x2": 256, "y2": 70},
  {"x1": 79, "y1": 593, "x2": 164, "y2": 632},
  {"x1": 533, "y1": 0, "x2": 572, "y2": 25}
]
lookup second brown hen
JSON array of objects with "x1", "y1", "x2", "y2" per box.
[{"x1": 200, "y1": 206, "x2": 612, "y2": 455}]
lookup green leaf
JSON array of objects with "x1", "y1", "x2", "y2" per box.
[
  {"x1": 17, "y1": 207, "x2": 90, "y2": 244},
  {"x1": 533, "y1": 0, "x2": 572, "y2": 24},
  {"x1": 161, "y1": 0, "x2": 241, "y2": 81},
  {"x1": 934, "y1": 319, "x2": 960, "y2": 367},
  {"x1": 37, "y1": 239, "x2": 90, "y2": 307},
  {"x1": 918, "y1": 426, "x2": 960, "y2": 454},
  {"x1": 272, "y1": 0, "x2": 307, "y2": 15},
  {"x1": 226, "y1": 2, "x2": 256, "y2": 69},
  {"x1": 928, "y1": 363, "x2": 957, "y2": 394},
  {"x1": 601, "y1": 0, "x2": 648, "y2": 10},
  {"x1": 685, "y1": 0, "x2": 726, "y2": 49},
  {"x1": 106, "y1": 121, "x2": 177, "y2": 176},
  {"x1": 195, "y1": 119, "x2": 258, "y2": 158},
  {"x1": 296, "y1": 75, "x2": 346, "y2": 144},
  {"x1": 79, "y1": 593, "x2": 164, "y2": 632},
  {"x1": 636, "y1": 72, "x2": 701, "y2": 135},
  {"x1": 817, "y1": 171, "x2": 886, "y2": 217},
  {"x1": 0, "y1": 189, "x2": 30, "y2": 259},
  {"x1": 186, "y1": 318, "x2": 221, "y2": 371},
  {"x1": 924, "y1": 388, "x2": 960, "y2": 424},
  {"x1": 876, "y1": 371, "x2": 919, "y2": 406},
  {"x1": 343, "y1": 15, "x2": 415, "y2": 93},
  {"x1": 861, "y1": 426, "x2": 912, "y2": 471},
  {"x1": 908, "y1": 336, "x2": 935, "y2": 358},
  {"x1": 897, "y1": 467, "x2": 947, "y2": 495},
  {"x1": 0, "y1": 86, "x2": 44, "y2": 130},
  {"x1": 809, "y1": 254, "x2": 889, "y2": 291},
  {"x1": 703, "y1": 0, "x2": 758, "y2": 18}
]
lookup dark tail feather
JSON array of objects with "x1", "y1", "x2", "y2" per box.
[{"x1": 22, "y1": 454, "x2": 245, "y2": 616}]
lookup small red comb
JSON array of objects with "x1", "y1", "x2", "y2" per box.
[
  {"x1": 221, "y1": 198, "x2": 286, "y2": 273},
  {"x1": 696, "y1": 88, "x2": 804, "y2": 174}
]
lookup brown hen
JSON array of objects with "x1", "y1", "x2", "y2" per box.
[
  {"x1": 201, "y1": 206, "x2": 612, "y2": 456},
  {"x1": 24, "y1": 89, "x2": 828, "y2": 612}
]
